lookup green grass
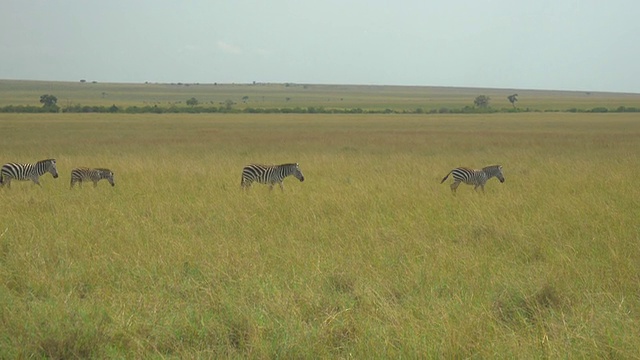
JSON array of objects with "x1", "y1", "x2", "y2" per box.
[{"x1": 1, "y1": 112, "x2": 639, "y2": 358}]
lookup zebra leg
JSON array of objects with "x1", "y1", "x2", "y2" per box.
[
  {"x1": 93, "y1": 181, "x2": 98, "y2": 188},
  {"x1": 278, "y1": 182, "x2": 285, "y2": 192},
  {"x1": 241, "y1": 178, "x2": 251, "y2": 190},
  {"x1": 450, "y1": 181, "x2": 460, "y2": 193},
  {"x1": 474, "y1": 183, "x2": 485, "y2": 193},
  {"x1": 32, "y1": 177, "x2": 42, "y2": 186}
]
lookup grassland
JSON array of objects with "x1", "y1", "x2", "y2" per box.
[
  {"x1": 1, "y1": 108, "x2": 639, "y2": 358},
  {"x1": 2, "y1": 79, "x2": 640, "y2": 112}
]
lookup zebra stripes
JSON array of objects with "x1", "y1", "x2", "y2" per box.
[
  {"x1": 441, "y1": 165, "x2": 504, "y2": 193},
  {"x1": 241, "y1": 163, "x2": 305, "y2": 191},
  {"x1": 1, "y1": 158, "x2": 508, "y2": 197},
  {"x1": 0, "y1": 159, "x2": 59, "y2": 188},
  {"x1": 70, "y1": 167, "x2": 115, "y2": 189}
]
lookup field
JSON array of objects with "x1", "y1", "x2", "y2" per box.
[
  {"x1": 3, "y1": 79, "x2": 640, "y2": 111},
  {"x1": 1, "y1": 83, "x2": 640, "y2": 358}
]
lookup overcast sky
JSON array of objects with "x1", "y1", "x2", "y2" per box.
[{"x1": 1, "y1": 0, "x2": 638, "y2": 93}]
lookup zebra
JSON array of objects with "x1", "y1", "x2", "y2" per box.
[
  {"x1": 70, "y1": 167, "x2": 115, "y2": 189},
  {"x1": 0, "y1": 159, "x2": 59, "y2": 188},
  {"x1": 441, "y1": 165, "x2": 504, "y2": 193},
  {"x1": 241, "y1": 163, "x2": 305, "y2": 191}
]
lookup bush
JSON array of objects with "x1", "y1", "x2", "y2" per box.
[
  {"x1": 474, "y1": 95, "x2": 490, "y2": 108},
  {"x1": 615, "y1": 106, "x2": 640, "y2": 113},
  {"x1": 0, "y1": 105, "x2": 50, "y2": 113}
]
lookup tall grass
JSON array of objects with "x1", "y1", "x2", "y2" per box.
[{"x1": 1, "y1": 113, "x2": 639, "y2": 358}]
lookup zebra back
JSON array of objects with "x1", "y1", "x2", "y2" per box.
[{"x1": 441, "y1": 167, "x2": 474, "y2": 184}]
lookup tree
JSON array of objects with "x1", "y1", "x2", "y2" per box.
[
  {"x1": 474, "y1": 95, "x2": 490, "y2": 108},
  {"x1": 186, "y1": 97, "x2": 199, "y2": 106},
  {"x1": 507, "y1": 94, "x2": 518, "y2": 108},
  {"x1": 39, "y1": 94, "x2": 58, "y2": 107}
]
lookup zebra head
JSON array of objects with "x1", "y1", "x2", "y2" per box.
[
  {"x1": 292, "y1": 163, "x2": 305, "y2": 182},
  {"x1": 98, "y1": 168, "x2": 115, "y2": 186},
  {"x1": 43, "y1": 159, "x2": 59, "y2": 179},
  {"x1": 487, "y1": 165, "x2": 505, "y2": 183},
  {"x1": 107, "y1": 171, "x2": 115, "y2": 186}
]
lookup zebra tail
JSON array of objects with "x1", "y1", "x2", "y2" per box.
[{"x1": 440, "y1": 171, "x2": 452, "y2": 184}]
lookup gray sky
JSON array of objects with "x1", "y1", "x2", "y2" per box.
[{"x1": 1, "y1": 0, "x2": 638, "y2": 93}]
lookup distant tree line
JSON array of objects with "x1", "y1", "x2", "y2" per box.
[
  {"x1": 1, "y1": 94, "x2": 638, "y2": 114},
  {"x1": 4, "y1": 104, "x2": 638, "y2": 115}
]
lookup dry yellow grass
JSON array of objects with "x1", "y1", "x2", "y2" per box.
[{"x1": 1, "y1": 112, "x2": 639, "y2": 358}]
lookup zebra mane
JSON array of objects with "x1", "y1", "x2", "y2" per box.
[
  {"x1": 38, "y1": 159, "x2": 56, "y2": 164},
  {"x1": 94, "y1": 168, "x2": 112, "y2": 172},
  {"x1": 482, "y1": 164, "x2": 501, "y2": 171}
]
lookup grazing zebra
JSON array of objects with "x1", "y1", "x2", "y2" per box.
[
  {"x1": 0, "y1": 159, "x2": 59, "y2": 188},
  {"x1": 441, "y1": 165, "x2": 504, "y2": 193},
  {"x1": 241, "y1": 163, "x2": 305, "y2": 191},
  {"x1": 70, "y1": 167, "x2": 115, "y2": 189}
]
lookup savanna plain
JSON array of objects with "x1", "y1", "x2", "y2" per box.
[{"x1": 1, "y1": 109, "x2": 640, "y2": 357}]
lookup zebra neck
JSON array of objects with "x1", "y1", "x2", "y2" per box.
[
  {"x1": 35, "y1": 165, "x2": 49, "y2": 175},
  {"x1": 280, "y1": 165, "x2": 295, "y2": 175},
  {"x1": 485, "y1": 169, "x2": 498, "y2": 178}
]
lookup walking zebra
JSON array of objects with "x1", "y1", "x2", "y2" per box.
[
  {"x1": 0, "y1": 159, "x2": 59, "y2": 188},
  {"x1": 70, "y1": 167, "x2": 115, "y2": 189},
  {"x1": 241, "y1": 163, "x2": 305, "y2": 191},
  {"x1": 441, "y1": 165, "x2": 504, "y2": 193}
]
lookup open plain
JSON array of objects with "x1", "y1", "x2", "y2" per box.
[{"x1": 1, "y1": 83, "x2": 640, "y2": 358}]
